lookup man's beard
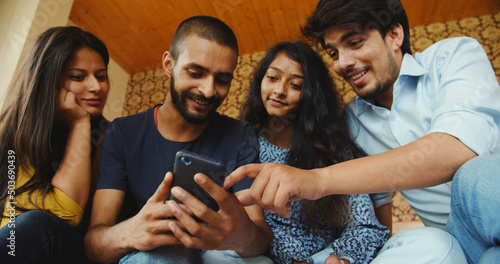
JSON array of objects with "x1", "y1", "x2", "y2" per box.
[
  {"x1": 355, "y1": 46, "x2": 399, "y2": 101},
  {"x1": 170, "y1": 75, "x2": 222, "y2": 124}
]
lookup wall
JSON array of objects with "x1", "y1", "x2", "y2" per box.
[
  {"x1": 0, "y1": 0, "x2": 129, "y2": 121},
  {"x1": 103, "y1": 58, "x2": 129, "y2": 120},
  {"x1": 0, "y1": 0, "x2": 37, "y2": 109},
  {"x1": 0, "y1": 0, "x2": 75, "y2": 110},
  {"x1": 122, "y1": 12, "x2": 500, "y2": 121}
]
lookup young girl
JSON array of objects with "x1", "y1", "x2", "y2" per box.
[
  {"x1": 0, "y1": 26, "x2": 110, "y2": 263},
  {"x1": 241, "y1": 41, "x2": 389, "y2": 264}
]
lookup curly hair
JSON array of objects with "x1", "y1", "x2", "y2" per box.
[{"x1": 241, "y1": 41, "x2": 363, "y2": 232}]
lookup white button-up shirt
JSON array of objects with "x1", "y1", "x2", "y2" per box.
[{"x1": 346, "y1": 37, "x2": 500, "y2": 230}]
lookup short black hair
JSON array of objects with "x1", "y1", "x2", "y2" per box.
[
  {"x1": 170, "y1": 15, "x2": 238, "y2": 61},
  {"x1": 302, "y1": 0, "x2": 412, "y2": 55}
]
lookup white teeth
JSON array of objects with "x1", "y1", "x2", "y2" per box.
[
  {"x1": 192, "y1": 98, "x2": 209, "y2": 105},
  {"x1": 352, "y1": 71, "x2": 366, "y2": 81}
]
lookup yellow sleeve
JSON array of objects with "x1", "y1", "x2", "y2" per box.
[
  {"x1": 1, "y1": 167, "x2": 84, "y2": 228},
  {"x1": 41, "y1": 187, "x2": 84, "y2": 226}
]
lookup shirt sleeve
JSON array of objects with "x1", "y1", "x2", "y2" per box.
[
  {"x1": 1, "y1": 167, "x2": 84, "y2": 228},
  {"x1": 96, "y1": 119, "x2": 129, "y2": 191},
  {"x1": 43, "y1": 188, "x2": 84, "y2": 227},
  {"x1": 425, "y1": 37, "x2": 500, "y2": 155},
  {"x1": 3, "y1": 187, "x2": 84, "y2": 228},
  {"x1": 310, "y1": 194, "x2": 390, "y2": 264}
]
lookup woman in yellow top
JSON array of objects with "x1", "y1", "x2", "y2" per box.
[{"x1": 0, "y1": 26, "x2": 109, "y2": 263}]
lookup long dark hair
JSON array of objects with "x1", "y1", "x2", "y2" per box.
[
  {"x1": 302, "y1": 0, "x2": 412, "y2": 55},
  {"x1": 0, "y1": 26, "x2": 109, "y2": 218},
  {"x1": 241, "y1": 41, "x2": 360, "y2": 232}
]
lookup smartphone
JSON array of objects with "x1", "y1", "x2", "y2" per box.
[{"x1": 170, "y1": 150, "x2": 227, "y2": 212}]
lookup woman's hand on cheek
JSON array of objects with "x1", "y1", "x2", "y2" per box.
[{"x1": 56, "y1": 88, "x2": 89, "y2": 126}]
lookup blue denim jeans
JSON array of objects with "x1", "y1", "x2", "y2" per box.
[
  {"x1": 0, "y1": 210, "x2": 95, "y2": 264},
  {"x1": 119, "y1": 245, "x2": 202, "y2": 264},
  {"x1": 371, "y1": 227, "x2": 467, "y2": 263},
  {"x1": 202, "y1": 250, "x2": 273, "y2": 264},
  {"x1": 119, "y1": 246, "x2": 273, "y2": 264},
  {"x1": 447, "y1": 154, "x2": 500, "y2": 264}
]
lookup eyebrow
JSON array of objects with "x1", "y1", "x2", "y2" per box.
[
  {"x1": 186, "y1": 62, "x2": 234, "y2": 79},
  {"x1": 268, "y1": 66, "x2": 304, "y2": 79},
  {"x1": 65, "y1": 68, "x2": 107, "y2": 73},
  {"x1": 324, "y1": 30, "x2": 364, "y2": 50}
]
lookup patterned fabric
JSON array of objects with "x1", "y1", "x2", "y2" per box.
[{"x1": 258, "y1": 136, "x2": 389, "y2": 264}]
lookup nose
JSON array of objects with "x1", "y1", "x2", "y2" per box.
[
  {"x1": 273, "y1": 81, "x2": 286, "y2": 96},
  {"x1": 88, "y1": 76, "x2": 102, "y2": 93},
  {"x1": 198, "y1": 76, "x2": 216, "y2": 98},
  {"x1": 335, "y1": 50, "x2": 355, "y2": 74}
]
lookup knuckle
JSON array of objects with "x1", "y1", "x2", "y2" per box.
[
  {"x1": 189, "y1": 225, "x2": 203, "y2": 237},
  {"x1": 142, "y1": 210, "x2": 154, "y2": 220},
  {"x1": 144, "y1": 236, "x2": 156, "y2": 246},
  {"x1": 219, "y1": 224, "x2": 232, "y2": 235},
  {"x1": 260, "y1": 196, "x2": 272, "y2": 207},
  {"x1": 212, "y1": 235, "x2": 224, "y2": 244},
  {"x1": 196, "y1": 208, "x2": 210, "y2": 219},
  {"x1": 264, "y1": 163, "x2": 276, "y2": 169},
  {"x1": 182, "y1": 238, "x2": 195, "y2": 248}
]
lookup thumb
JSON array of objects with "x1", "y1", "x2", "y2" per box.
[
  {"x1": 236, "y1": 192, "x2": 256, "y2": 206},
  {"x1": 152, "y1": 172, "x2": 174, "y2": 203}
]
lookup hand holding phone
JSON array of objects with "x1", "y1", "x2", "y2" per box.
[{"x1": 170, "y1": 150, "x2": 227, "y2": 212}]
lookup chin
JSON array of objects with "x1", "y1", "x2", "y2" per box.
[{"x1": 87, "y1": 109, "x2": 103, "y2": 118}]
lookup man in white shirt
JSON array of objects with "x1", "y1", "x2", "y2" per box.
[{"x1": 226, "y1": 0, "x2": 500, "y2": 263}]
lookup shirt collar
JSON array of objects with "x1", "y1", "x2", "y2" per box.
[
  {"x1": 353, "y1": 96, "x2": 373, "y2": 115},
  {"x1": 399, "y1": 53, "x2": 427, "y2": 77}
]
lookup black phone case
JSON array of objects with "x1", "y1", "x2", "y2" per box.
[{"x1": 170, "y1": 150, "x2": 227, "y2": 212}]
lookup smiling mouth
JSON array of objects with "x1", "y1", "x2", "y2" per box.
[
  {"x1": 190, "y1": 96, "x2": 211, "y2": 106},
  {"x1": 345, "y1": 67, "x2": 369, "y2": 82},
  {"x1": 84, "y1": 99, "x2": 102, "y2": 106},
  {"x1": 351, "y1": 70, "x2": 367, "y2": 81},
  {"x1": 268, "y1": 98, "x2": 287, "y2": 106}
]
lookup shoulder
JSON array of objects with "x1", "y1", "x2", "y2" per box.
[
  {"x1": 112, "y1": 107, "x2": 153, "y2": 126},
  {"x1": 106, "y1": 107, "x2": 154, "y2": 133},
  {"x1": 421, "y1": 37, "x2": 480, "y2": 53},
  {"x1": 208, "y1": 113, "x2": 257, "y2": 146},
  {"x1": 415, "y1": 37, "x2": 484, "y2": 64},
  {"x1": 207, "y1": 113, "x2": 255, "y2": 138},
  {"x1": 411, "y1": 37, "x2": 492, "y2": 82},
  {"x1": 211, "y1": 113, "x2": 251, "y2": 130},
  {"x1": 102, "y1": 107, "x2": 155, "y2": 146}
]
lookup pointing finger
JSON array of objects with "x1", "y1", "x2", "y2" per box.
[{"x1": 223, "y1": 163, "x2": 264, "y2": 189}]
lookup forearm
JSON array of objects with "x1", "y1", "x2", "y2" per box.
[
  {"x1": 51, "y1": 120, "x2": 91, "y2": 208},
  {"x1": 84, "y1": 221, "x2": 134, "y2": 263},
  {"x1": 316, "y1": 133, "x2": 476, "y2": 196}
]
